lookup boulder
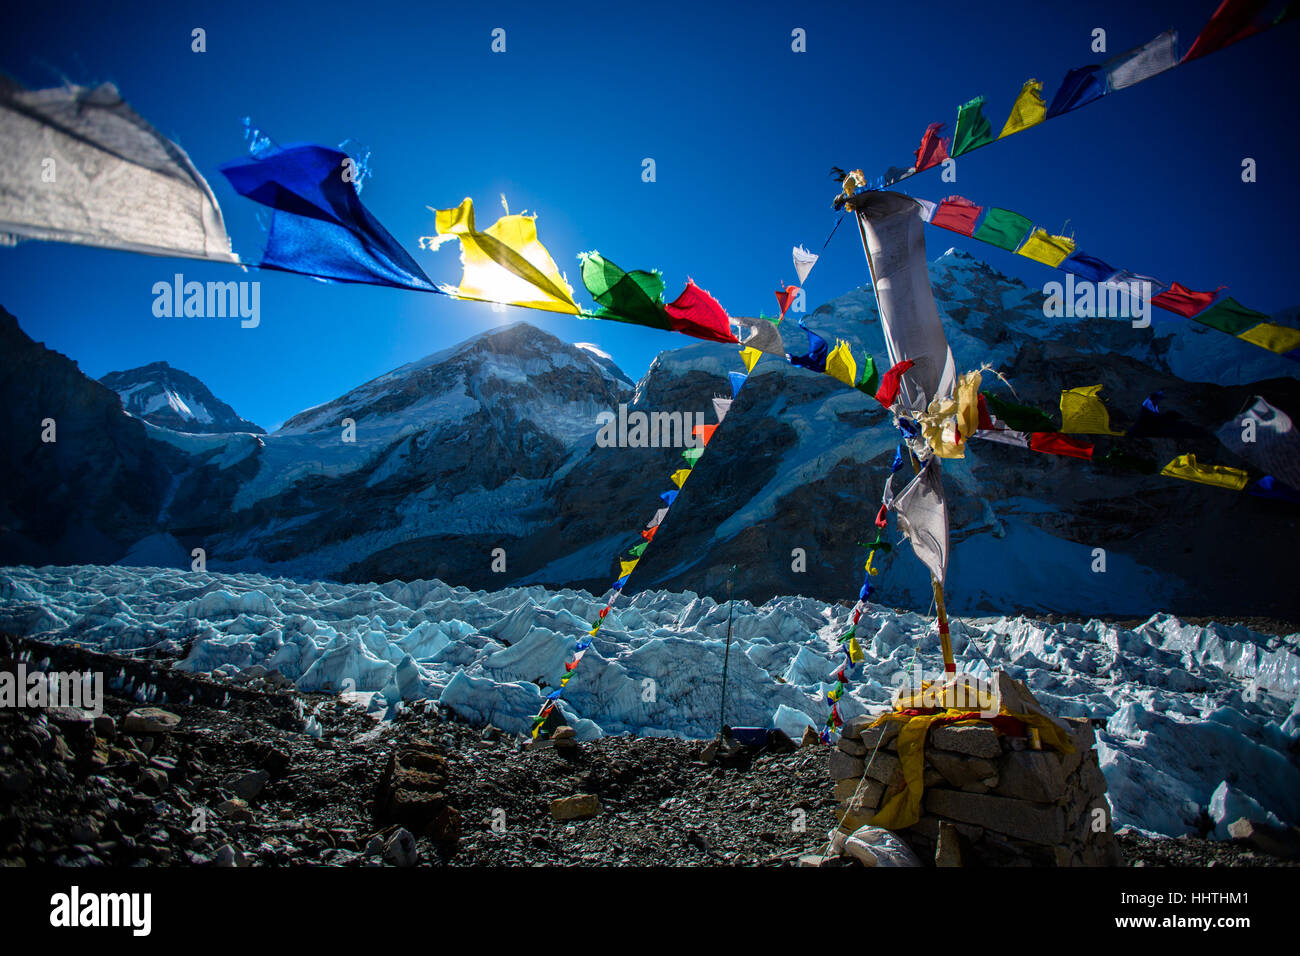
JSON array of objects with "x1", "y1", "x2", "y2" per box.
[
  {"x1": 1227, "y1": 817, "x2": 1300, "y2": 860},
  {"x1": 122, "y1": 707, "x2": 181, "y2": 735},
  {"x1": 550, "y1": 794, "x2": 601, "y2": 821},
  {"x1": 224, "y1": 770, "x2": 269, "y2": 801}
]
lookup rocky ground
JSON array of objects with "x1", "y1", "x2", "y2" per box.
[{"x1": 0, "y1": 632, "x2": 1292, "y2": 867}]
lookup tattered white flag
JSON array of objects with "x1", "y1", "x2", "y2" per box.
[
  {"x1": 1216, "y1": 395, "x2": 1300, "y2": 491},
  {"x1": 1105, "y1": 29, "x2": 1179, "y2": 92},
  {"x1": 891, "y1": 457, "x2": 950, "y2": 585},
  {"x1": 792, "y1": 244, "x2": 819, "y2": 286},
  {"x1": 0, "y1": 79, "x2": 236, "y2": 262}
]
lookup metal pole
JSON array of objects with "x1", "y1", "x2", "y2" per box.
[{"x1": 719, "y1": 564, "x2": 736, "y2": 735}]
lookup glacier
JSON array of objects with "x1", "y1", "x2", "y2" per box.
[{"x1": 1, "y1": 563, "x2": 1297, "y2": 838}]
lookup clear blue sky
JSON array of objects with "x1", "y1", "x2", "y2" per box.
[{"x1": 2, "y1": 0, "x2": 1296, "y2": 429}]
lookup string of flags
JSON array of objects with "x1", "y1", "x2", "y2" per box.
[
  {"x1": 528, "y1": 287, "x2": 803, "y2": 738},
  {"x1": 832, "y1": 1, "x2": 1296, "y2": 202},
  {"x1": 911, "y1": 191, "x2": 1300, "y2": 359}
]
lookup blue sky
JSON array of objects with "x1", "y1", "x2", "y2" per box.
[{"x1": 2, "y1": 0, "x2": 1296, "y2": 429}]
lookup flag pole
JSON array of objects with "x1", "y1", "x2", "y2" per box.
[{"x1": 932, "y1": 577, "x2": 956, "y2": 674}]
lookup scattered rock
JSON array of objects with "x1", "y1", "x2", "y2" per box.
[
  {"x1": 383, "y1": 828, "x2": 419, "y2": 867},
  {"x1": 935, "y1": 821, "x2": 963, "y2": 867},
  {"x1": 122, "y1": 708, "x2": 181, "y2": 735},
  {"x1": 224, "y1": 770, "x2": 269, "y2": 801},
  {"x1": 550, "y1": 794, "x2": 601, "y2": 821}
]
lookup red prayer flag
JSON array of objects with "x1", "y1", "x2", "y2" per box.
[
  {"x1": 913, "y1": 122, "x2": 950, "y2": 172},
  {"x1": 692, "y1": 424, "x2": 717, "y2": 446},
  {"x1": 977, "y1": 393, "x2": 995, "y2": 431},
  {"x1": 641, "y1": 526, "x2": 659, "y2": 541},
  {"x1": 1151, "y1": 281, "x2": 1226, "y2": 318},
  {"x1": 598, "y1": 606, "x2": 609, "y2": 619},
  {"x1": 1030, "y1": 432, "x2": 1094, "y2": 460},
  {"x1": 666, "y1": 279, "x2": 740, "y2": 343},
  {"x1": 775, "y1": 284, "x2": 799, "y2": 318},
  {"x1": 1182, "y1": 0, "x2": 1269, "y2": 62},
  {"x1": 929, "y1": 196, "x2": 982, "y2": 236},
  {"x1": 874, "y1": 359, "x2": 916, "y2": 408}
]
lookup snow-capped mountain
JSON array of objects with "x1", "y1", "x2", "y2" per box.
[
  {"x1": 99, "y1": 360, "x2": 265, "y2": 434},
  {"x1": 2, "y1": 245, "x2": 1296, "y2": 620}
]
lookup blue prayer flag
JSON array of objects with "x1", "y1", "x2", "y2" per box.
[
  {"x1": 220, "y1": 144, "x2": 437, "y2": 292},
  {"x1": 1047, "y1": 65, "x2": 1107, "y2": 118}
]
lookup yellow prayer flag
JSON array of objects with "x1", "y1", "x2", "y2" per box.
[
  {"x1": 847, "y1": 637, "x2": 864, "y2": 664},
  {"x1": 1160, "y1": 454, "x2": 1249, "y2": 491},
  {"x1": 919, "y1": 395, "x2": 964, "y2": 459},
  {"x1": 998, "y1": 79, "x2": 1047, "y2": 138},
  {"x1": 1016, "y1": 228, "x2": 1076, "y2": 268},
  {"x1": 740, "y1": 347, "x2": 763, "y2": 374},
  {"x1": 670, "y1": 468, "x2": 691, "y2": 488},
  {"x1": 1237, "y1": 322, "x2": 1300, "y2": 354},
  {"x1": 1060, "y1": 384, "x2": 1126, "y2": 435},
  {"x1": 956, "y1": 371, "x2": 982, "y2": 444},
  {"x1": 824, "y1": 340, "x2": 858, "y2": 387},
  {"x1": 432, "y1": 198, "x2": 580, "y2": 314},
  {"x1": 619, "y1": 559, "x2": 639, "y2": 578}
]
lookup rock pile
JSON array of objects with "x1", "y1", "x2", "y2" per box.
[{"x1": 829, "y1": 676, "x2": 1122, "y2": 867}]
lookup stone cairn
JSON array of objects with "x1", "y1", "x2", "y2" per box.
[{"x1": 829, "y1": 674, "x2": 1122, "y2": 866}]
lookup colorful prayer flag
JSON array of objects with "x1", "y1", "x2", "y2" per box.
[
  {"x1": 913, "y1": 122, "x2": 949, "y2": 171},
  {"x1": 1046, "y1": 65, "x2": 1107, "y2": 118},
  {"x1": 1029, "y1": 432, "x2": 1094, "y2": 459},
  {"x1": 1061, "y1": 251, "x2": 1118, "y2": 283},
  {"x1": 1151, "y1": 281, "x2": 1225, "y2": 318},
  {"x1": 1060, "y1": 384, "x2": 1126, "y2": 435},
  {"x1": 1238, "y1": 323, "x2": 1300, "y2": 354},
  {"x1": 972, "y1": 207, "x2": 1032, "y2": 252},
  {"x1": 1183, "y1": 0, "x2": 1269, "y2": 62},
  {"x1": 670, "y1": 469, "x2": 691, "y2": 488},
  {"x1": 952, "y1": 96, "x2": 994, "y2": 156},
  {"x1": 930, "y1": 196, "x2": 982, "y2": 236},
  {"x1": 1016, "y1": 228, "x2": 1076, "y2": 267},
  {"x1": 1160, "y1": 453, "x2": 1249, "y2": 491},
  {"x1": 665, "y1": 279, "x2": 739, "y2": 343},
  {"x1": 824, "y1": 340, "x2": 858, "y2": 387},
  {"x1": 1192, "y1": 296, "x2": 1270, "y2": 335},
  {"x1": 430, "y1": 198, "x2": 578, "y2": 311},
  {"x1": 579, "y1": 251, "x2": 671, "y2": 330},
  {"x1": 998, "y1": 79, "x2": 1047, "y2": 138}
]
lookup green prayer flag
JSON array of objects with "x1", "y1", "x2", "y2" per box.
[
  {"x1": 1192, "y1": 297, "x2": 1270, "y2": 336},
  {"x1": 985, "y1": 392, "x2": 1057, "y2": 433},
  {"x1": 682, "y1": 447, "x2": 704, "y2": 464},
  {"x1": 628, "y1": 541, "x2": 648, "y2": 557},
  {"x1": 839, "y1": 624, "x2": 857, "y2": 644},
  {"x1": 1099, "y1": 447, "x2": 1159, "y2": 475},
  {"x1": 973, "y1": 207, "x2": 1033, "y2": 252},
  {"x1": 855, "y1": 353, "x2": 879, "y2": 396},
  {"x1": 952, "y1": 96, "x2": 995, "y2": 157},
  {"x1": 579, "y1": 252, "x2": 672, "y2": 330}
]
